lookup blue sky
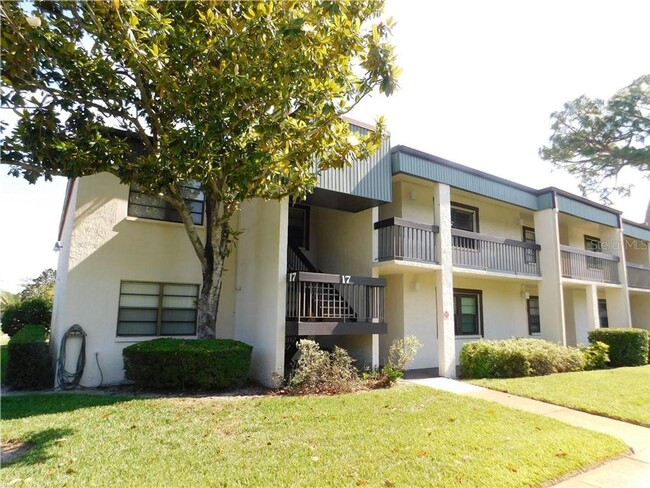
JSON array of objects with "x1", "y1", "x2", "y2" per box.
[{"x1": 1, "y1": 0, "x2": 649, "y2": 293}]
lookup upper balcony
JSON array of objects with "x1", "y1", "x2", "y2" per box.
[
  {"x1": 560, "y1": 246, "x2": 620, "y2": 284},
  {"x1": 627, "y1": 263, "x2": 650, "y2": 290},
  {"x1": 373, "y1": 217, "x2": 541, "y2": 276},
  {"x1": 375, "y1": 217, "x2": 439, "y2": 264},
  {"x1": 452, "y1": 229, "x2": 541, "y2": 276}
]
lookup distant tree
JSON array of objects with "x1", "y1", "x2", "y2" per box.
[
  {"x1": 0, "y1": 290, "x2": 20, "y2": 308},
  {"x1": 539, "y1": 74, "x2": 649, "y2": 203},
  {"x1": 1, "y1": 1, "x2": 398, "y2": 338},
  {"x1": 20, "y1": 268, "x2": 56, "y2": 302}
]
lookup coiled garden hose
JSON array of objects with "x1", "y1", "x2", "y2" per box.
[{"x1": 56, "y1": 324, "x2": 87, "y2": 390}]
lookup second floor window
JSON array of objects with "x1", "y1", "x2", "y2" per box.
[
  {"x1": 584, "y1": 235, "x2": 603, "y2": 270},
  {"x1": 128, "y1": 182, "x2": 204, "y2": 225},
  {"x1": 523, "y1": 227, "x2": 537, "y2": 264},
  {"x1": 451, "y1": 203, "x2": 479, "y2": 249}
]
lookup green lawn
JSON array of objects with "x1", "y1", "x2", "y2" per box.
[
  {"x1": 470, "y1": 366, "x2": 650, "y2": 427},
  {"x1": 1, "y1": 385, "x2": 626, "y2": 487}
]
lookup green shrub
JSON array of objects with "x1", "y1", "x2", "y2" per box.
[
  {"x1": 7, "y1": 325, "x2": 53, "y2": 390},
  {"x1": 123, "y1": 338, "x2": 253, "y2": 390},
  {"x1": 588, "y1": 328, "x2": 649, "y2": 367},
  {"x1": 581, "y1": 341, "x2": 610, "y2": 370},
  {"x1": 286, "y1": 340, "x2": 360, "y2": 394},
  {"x1": 459, "y1": 338, "x2": 584, "y2": 379},
  {"x1": 1, "y1": 298, "x2": 52, "y2": 337}
]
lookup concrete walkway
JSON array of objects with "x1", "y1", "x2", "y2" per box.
[{"x1": 407, "y1": 377, "x2": 650, "y2": 488}]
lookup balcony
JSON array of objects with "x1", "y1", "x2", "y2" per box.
[
  {"x1": 627, "y1": 263, "x2": 650, "y2": 289},
  {"x1": 374, "y1": 217, "x2": 439, "y2": 263},
  {"x1": 452, "y1": 229, "x2": 541, "y2": 276},
  {"x1": 560, "y1": 246, "x2": 620, "y2": 284},
  {"x1": 286, "y1": 271, "x2": 387, "y2": 336}
]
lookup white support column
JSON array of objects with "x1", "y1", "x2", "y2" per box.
[
  {"x1": 234, "y1": 198, "x2": 288, "y2": 386},
  {"x1": 534, "y1": 208, "x2": 566, "y2": 344},
  {"x1": 371, "y1": 334, "x2": 379, "y2": 369},
  {"x1": 585, "y1": 284, "x2": 599, "y2": 334},
  {"x1": 602, "y1": 225, "x2": 632, "y2": 327},
  {"x1": 433, "y1": 183, "x2": 455, "y2": 377}
]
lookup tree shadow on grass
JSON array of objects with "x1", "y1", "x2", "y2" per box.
[
  {"x1": 1, "y1": 427, "x2": 74, "y2": 467},
  {"x1": 1, "y1": 393, "x2": 134, "y2": 420}
]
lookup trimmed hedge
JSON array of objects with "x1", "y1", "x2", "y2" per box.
[
  {"x1": 7, "y1": 325, "x2": 53, "y2": 390},
  {"x1": 588, "y1": 328, "x2": 649, "y2": 367},
  {"x1": 1, "y1": 297, "x2": 52, "y2": 337},
  {"x1": 123, "y1": 338, "x2": 253, "y2": 390},
  {"x1": 460, "y1": 338, "x2": 584, "y2": 379}
]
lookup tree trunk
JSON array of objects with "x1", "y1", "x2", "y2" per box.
[{"x1": 196, "y1": 218, "x2": 231, "y2": 339}]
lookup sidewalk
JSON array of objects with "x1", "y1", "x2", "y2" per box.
[{"x1": 407, "y1": 377, "x2": 650, "y2": 488}]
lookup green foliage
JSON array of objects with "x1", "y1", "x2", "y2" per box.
[
  {"x1": 20, "y1": 268, "x2": 56, "y2": 301},
  {"x1": 0, "y1": 289, "x2": 20, "y2": 308},
  {"x1": 379, "y1": 335, "x2": 422, "y2": 384},
  {"x1": 460, "y1": 338, "x2": 584, "y2": 379},
  {"x1": 0, "y1": 297, "x2": 52, "y2": 337},
  {"x1": 123, "y1": 338, "x2": 252, "y2": 390},
  {"x1": 6, "y1": 325, "x2": 53, "y2": 390},
  {"x1": 581, "y1": 341, "x2": 610, "y2": 370},
  {"x1": 286, "y1": 339, "x2": 360, "y2": 394},
  {"x1": 539, "y1": 74, "x2": 649, "y2": 203},
  {"x1": 588, "y1": 328, "x2": 649, "y2": 367},
  {"x1": 1, "y1": 0, "x2": 398, "y2": 338}
]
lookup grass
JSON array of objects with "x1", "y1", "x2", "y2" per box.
[
  {"x1": 470, "y1": 366, "x2": 650, "y2": 427},
  {"x1": 1, "y1": 333, "x2": 9, "y2": 385},
  {"x1": 1, "y1": 385, "x2": 627, "y2": 487}
]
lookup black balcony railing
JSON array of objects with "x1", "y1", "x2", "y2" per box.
[
  {"x1": 626, "y1": 262, "x2": 650, "y2": 289},
  {"x1": 374, "y1": 217, "x2": 439, "y2": 263},
  {"x1": 560, "y1": 246, "x2": 620, "y2": 283},
  {"x1": 286, "y1": 271, "x2": 386, "y2": 335},
  {"x1": 452, "y1": 229, "x2": 541, "y2": 275}
]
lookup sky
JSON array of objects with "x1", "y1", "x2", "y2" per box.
[{"x1": 1, "y1": 0, "x2": 649, "y2": 293}]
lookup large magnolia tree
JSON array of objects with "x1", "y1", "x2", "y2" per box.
[
  {"x1": 1, "y1": 0, "x2": 398, "y2": 337},
  {"x1": 539, "y1": 74, "x2": 649, "y2": 203}
]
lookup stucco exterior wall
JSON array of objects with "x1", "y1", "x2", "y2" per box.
[
  {"x1": 629, "y1": 294, "x2": 650, "y2": 329},
  {"x1": 624, "y1": 237, "x2": 649, "y2": 266},
  {"x1": 310, "y1": 206, "x2": 374, "y2": 276},
  {"x1": 234, "y1": 198, "x2": 287, "y2": 386},
  {"x1": 450, "y1": 190, "x2": 534, "y2": 239},
  {"x1": 52, "y1": 173, "x2": 238, "y2": 386}
]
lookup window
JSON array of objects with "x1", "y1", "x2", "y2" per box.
[
  {"x1": 527, "y1": 296, "x2": 540, "y2": 334},
  {"x1": 454, "y1": 289, "x2": 482, "y2": 336},
  {"x1": 598, "y1": 299, "x2": 609, "y2": 328},
  {"x1": 128, "y1": 182, "x2": 204, "y2": 225},
  {"x1": 522, "y1": 227, "x2": 537, "y2": 264},
  {"x1": 584, "y1": 235, "x2": 603, "y2": 269},
  {"x1": 451, "y1": 202, "x2": 479, "y2": 249},
  {"x1": 288, "y1": 204, "x2": 310, "y2": 249},
  {"x1": 117, "y1": 281, "x2": 199, "y2": 336},
  {"x1": 451, "y1": 203, "x2": 478, "y2": 232}
]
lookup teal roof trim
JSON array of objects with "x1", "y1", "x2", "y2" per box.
[
  {"x1": 556, "y1": 194, "x2": 620, "y2": 228},
  {"x1": 623, "y1": 220, "x2": 650, "y2": 241}
]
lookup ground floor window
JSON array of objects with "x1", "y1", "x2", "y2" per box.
[
  {"x1": 598, "y1": 299, "x2": 608, "y2": 328},
  {"x1": 117, "y1": 281, "x2": 199, "y2": 336},
  {"x1": 527, "y1": 296, "x2": 540, "y2": 334},
  {"x1": 454, "y1": 289, "x2": 482, "y2": 336}
]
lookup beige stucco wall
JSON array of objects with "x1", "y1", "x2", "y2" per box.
[
  {"x1": 52, "y1": 173, "x2": 238, "y2": 386},
  {"x1": 234, "y1": 198, "x2": 287, "y2": 386},
  {"x1": 629, "y1": 293, "x2": 650, "y2": 329},
  {"x1": 624, "y1": 237, "x2": 649, "y2": 266},
  {"x1": 450, "y1": 190, "x2": 535, "y2": 239},
  {"x1": 310, "y1": 206, "x2": 374, "y2": 276}
]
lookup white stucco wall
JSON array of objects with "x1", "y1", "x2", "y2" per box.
[
  {"x1": 629, "y1": 293, "x2": 650, "y2": 329},
  {"x1": 234, "y1": 198, "x2": 288, "y2": 386},
  {"x1": 52, "y1": 173, "x2": 238, "y2": 386}
]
